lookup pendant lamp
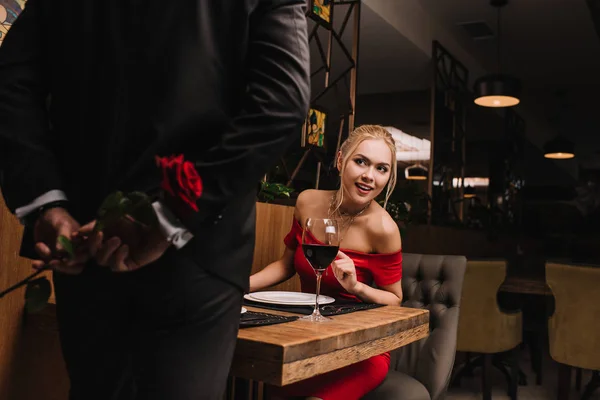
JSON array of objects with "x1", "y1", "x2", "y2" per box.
[
  {"x1": 405, "y1": 163, "x2": 428, "y2": 180},
  {"x1": 474, "y1": 0, "x2": 521, "y2": 108},
  {"x1": 543, "y1": 92, "x2": 575, "y2": 159},
  {"x1": 464, "y1": 185, "x2": 476, "y2": 198},
  {"x1": 544, "y1": 136, "x2": 575, "y2": 159}
]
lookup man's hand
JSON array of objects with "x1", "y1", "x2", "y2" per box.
[
  {"x1": 32, "y1": 207, "x2": 89, "y2": 274},
  {"x1": 79, "y1": 218, "x2": 171, "y2": 273}
]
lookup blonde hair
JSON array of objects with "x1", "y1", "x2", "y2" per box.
[{"x1": 332, "y1": 124, "x2": 397, "y2": 214}]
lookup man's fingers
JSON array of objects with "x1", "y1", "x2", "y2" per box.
[
  {"x1": 34, "y1": 242, "x2": 52, "y2": 260},
  {"x1": 55, "y1": 223, "x2": 76, "y2": 251},
  {"x1": 48, "y1": 259, "x2": 85, "y2": 275},
  {"x1": 88, "y1": 231, "x2": 104, "y2": 256},
  {"x1": 111, "y1": 245, "x2": 130, "y2": 273},
  {"x1": 34, "y1": 241, "x2": 88, "y2": 273},
  {"x1": 96, "y1": 237, "x2": 122, "y2": 266},
  {"x1": 78, "y1": 220, "x2": 97, "y2": 235}
]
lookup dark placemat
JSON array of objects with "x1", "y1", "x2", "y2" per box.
[
  {"x1": 239, "y1": 310, "x2": 298, "y2": 328},
  {"x1": 243, "y1": 298, "x2": 384, "y2": 316}
]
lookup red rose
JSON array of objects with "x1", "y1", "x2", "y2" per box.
[{"x1": 155, "y1": 155, "x2": 203, "y2": 212}]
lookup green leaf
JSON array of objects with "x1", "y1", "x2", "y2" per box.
[
  {"x1": 263, "y1": 193, "x2": 275, "y2": 202},
  {"x1": 127, "y1": 200, "x2": 158, "y2": 228},
  {"x1": 93, "y1": 220, "x2": 104, "y2": 232},
  {"x1": 100, "y1": 211, "x2": 125, "y2": 231},
  {"x1": 25, "y1": 277, "x2": 51, "y2": 313},
  {"x1": 57, "y1": 235, "x2": 74, "y2": 258},
  {"x1": 118, "y1": 196, "x2": 132, "y2": 211},
  {"x1": 125, "y1": 193, "x2": 159, "y2": 228},
  {"x1": 96, "y1": 191, "x2": 130, "y2": 231},
  {"x1": 127, "y1": 191, "x2": 149, "y2": 204},
  {"x1": 97, "y1": 191, "x2": 125, "y2": 217},
  {"x1": 259, "y1": 182, "x2": 293, "y2": 200}
]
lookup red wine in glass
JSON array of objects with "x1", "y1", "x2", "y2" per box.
[
  {"x1": 302, "y1": 244, "x2": 339, "y2": 272},
  {"x1": 301, "y1": 218, "x2": 340, "y2": 322}
]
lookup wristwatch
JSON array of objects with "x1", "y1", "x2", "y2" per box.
[{"x1": 22, "y1": 200, "x2": 70, "y2": 228}]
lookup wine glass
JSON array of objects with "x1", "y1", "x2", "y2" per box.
[{"x1": 300, "y1": 218, "x2": 340, "y2": 322}]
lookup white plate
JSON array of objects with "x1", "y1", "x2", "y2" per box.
[
  {"x1": 241, "y1": 307, "x2": 247, "y2": 314},
  {"x1": 244, "y1": 291, "x2": 335, "y2": 306}
]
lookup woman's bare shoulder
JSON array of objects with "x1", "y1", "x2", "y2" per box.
[
  {"x1": 368, "y1": 204, "x2": 402, "y2": 253},
  {"x1": 294, "y1": 189, "x2": 332, "y2": 224}
]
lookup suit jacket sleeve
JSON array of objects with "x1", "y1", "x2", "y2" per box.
[
  {"x1": 0, "y1": 0, "x2": 63, "y2": 214},
  {"x1": 179, "y1": 0, "x2": 310, "y2": 232}
]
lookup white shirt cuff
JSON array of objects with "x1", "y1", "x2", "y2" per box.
[
  {"x1": 15, "y1": 190, "x2": 69, "y2": 224},
  {"x1": 151, "y1": 201, "x2": 194, "y2": 249}
]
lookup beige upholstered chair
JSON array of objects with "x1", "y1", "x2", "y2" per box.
[
  {"x1": 452, "y1": 260, "x2": 522, "y2": 400},
  {"x1": 546, "y1": 263, "x2": 600, "y2": 399}
]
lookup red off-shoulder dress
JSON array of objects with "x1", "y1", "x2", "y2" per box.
[{"x1": 271, "y1": 218, "x2": 403, "y2": 400}]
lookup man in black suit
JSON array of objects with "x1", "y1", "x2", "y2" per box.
[{"x1": 0, "y1": 1, "x2": 310, "y2": 399}]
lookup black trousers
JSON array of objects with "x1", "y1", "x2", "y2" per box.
[{"x1": 53, "y1": 247, "x2": 243, "y2": 400}]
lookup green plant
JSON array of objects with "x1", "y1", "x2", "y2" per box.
[
  {"x1": 380, "y1": 182, "x2": 431, "y2": 237},
  {"x1": 258, "y1": 181, "x2": 294, "y2": 203}
]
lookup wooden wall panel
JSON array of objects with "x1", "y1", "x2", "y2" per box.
[
  {"x1": 0, "y1": 194, "x2": 59, "y2": 398},
  {"x1": 251, "y1": 202, "x2": 300, "y2": 293},
  {"x1": 0, "y1": 194, "x2": 31, "y2": 397}
]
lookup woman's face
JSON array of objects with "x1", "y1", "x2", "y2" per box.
[{"x1": 338, "y1": 138, "x2": 393, "y2": 207}]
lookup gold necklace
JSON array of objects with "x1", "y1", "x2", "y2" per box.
[{"x1": 328, "y1": 194, "x2": 371, "y2": 243}]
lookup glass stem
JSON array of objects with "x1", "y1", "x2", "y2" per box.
[{"x1": 314, "y1": 271, "x2": 322, "y2": 315}]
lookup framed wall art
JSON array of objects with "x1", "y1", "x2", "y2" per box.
[
  {"x1": 303, "y1": 106, "x2": 328, "y2": 149},
  {"x1": 307, "y1": 0, "x2": 332, "y2": 30}
]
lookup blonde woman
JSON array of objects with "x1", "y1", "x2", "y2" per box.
[{"x1": 250, "y1": 125, "x2": 403, "y2": 400}]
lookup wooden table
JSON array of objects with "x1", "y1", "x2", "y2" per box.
[
  {"x1": 23, "y1": 302, "x2": 428, "y2": 399},
  {"x1": 499, "y1": 276, "x2": 553, "y2": 296},
  {"x1": 231, "y1": 305, "x2": 429, "y2": 387}
]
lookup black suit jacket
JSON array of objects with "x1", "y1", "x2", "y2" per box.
[{"x1": 0, "y1": 0, "x2": 310, "y2": 290}]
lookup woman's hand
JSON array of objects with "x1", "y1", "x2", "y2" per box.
[{"x1": 331, "y1": 251, "x2": 359, "y2": 294}]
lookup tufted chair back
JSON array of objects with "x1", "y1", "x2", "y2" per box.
[{"x1": 389, "y1": 253, "x2": 467, "y2": 400}]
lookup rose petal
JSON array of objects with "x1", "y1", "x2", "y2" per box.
[{"x1": 157, "y1": 154, "x2": 202, "y2": 213}]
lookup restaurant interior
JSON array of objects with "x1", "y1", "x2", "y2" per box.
[{"x1": 1, "y1": 0, "x2": 600, "y2": 399}]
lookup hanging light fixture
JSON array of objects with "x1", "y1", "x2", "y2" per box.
[
  {"x1": 544, "y1": 136, "x2": 575, "y2": 159},
  {"x1": 464, "y1": 185, "x2": 476, "y2": 198},
  {"x1": 474, "y1": 0, "x2": 521, "y2": 108},
  {"x1": 543, "y1": 91, "x2": 575, "y2": 159},
  {"x1": 405, "y1": 163, "x2": 428, "y2": 180}
]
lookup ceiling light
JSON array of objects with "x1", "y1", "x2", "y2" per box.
[
  {"x1": 473, "y1": 0, "x2": 521, "y2": 108},
  {"x1": 544, "y1": 136, "x2": 575, "y2": 159},
  {"x1": 474, "y1": 74, "x2": 521, "y2": 107},
  {"x1": 464, "y1": 185, "x2": 476, "y2": 198},
  {"x1": 405, "y1": 163, "x2": 428, "y2": 180}
]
